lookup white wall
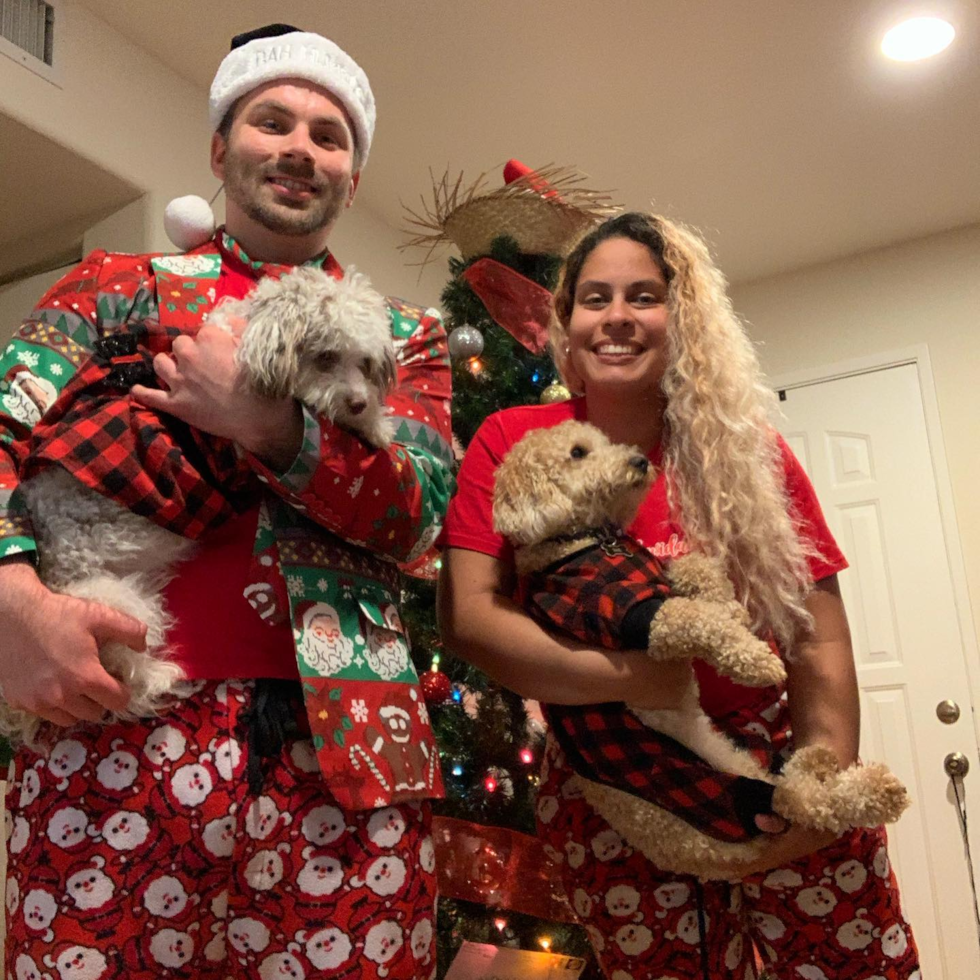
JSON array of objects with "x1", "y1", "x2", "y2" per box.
[
  {"x1": 0, "y1": 267, "x2": 69, "y2": 341},
  {"x1": 0, "y1": 196, "x2": 446, "y2": 346},
  {"x1": 0, "y1": 0, "x2": 444, "y2": 320},
  {"x1": 731, "y1": 223, "x2": 980, "y2": 644},
  {"x1": 0, "y1": 1, "x2": 213, "y2": 255}
]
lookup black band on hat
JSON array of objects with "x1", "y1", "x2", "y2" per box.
[{"x1": 230, "y1": 24, "x2": 302, "y2": 50}]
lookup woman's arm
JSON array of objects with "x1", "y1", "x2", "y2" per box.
[
  {"x1": 437, "y1": 546, "x2": 693, "y2": 707},
  {"x1": 787, "y1": 574, "x2": 860, "y2": 768},
  {"x1": 724, "y1": 574, "x2": 860, "y2": 877}
]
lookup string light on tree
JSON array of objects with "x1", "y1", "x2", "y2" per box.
[
  {"x1": 483, "y1": 766, "x2": 514, "y2": 798},
  {"x1": 399, "y1": 159, "x2": 615, "y2": 975}
]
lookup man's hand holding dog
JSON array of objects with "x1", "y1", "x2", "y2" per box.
[
  {"x1": 0, "y1": 561, "x2": 141, "y2": 726},
  {"x1": 132, "y1": 322, "x2": 304, "y2": 470}
]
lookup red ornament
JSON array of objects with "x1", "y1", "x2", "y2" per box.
[{"x1": 421, "y1": 669, "x2": 452, "y2": 704}]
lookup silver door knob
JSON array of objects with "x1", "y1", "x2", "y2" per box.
[
  {"x1": 937, "y1": 700, "x2": 961, "y2": 724},
  {"x1": 944, "y1": 752, "x2": 970, "y2": 778}
]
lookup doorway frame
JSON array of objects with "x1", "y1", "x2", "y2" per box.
[{"x1": 772, "y1": 341, "x2": 980, "y2": 763}]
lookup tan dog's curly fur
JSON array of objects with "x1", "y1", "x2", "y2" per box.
[{"x1": 494, "y1": 420, "x2": 909, "y2": 879}]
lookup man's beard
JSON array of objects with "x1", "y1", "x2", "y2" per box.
[{"x1": 224, "y1": 152, "x2": 349, "y2": 237}]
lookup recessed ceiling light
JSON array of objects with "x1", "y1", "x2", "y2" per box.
[{"x1": 881, "y1": 16, "x2": 956, "y2": 61}]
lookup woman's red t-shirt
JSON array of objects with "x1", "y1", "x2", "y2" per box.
[{"x1": 439, "y1": 397, "x2": 848, "y2": 716}]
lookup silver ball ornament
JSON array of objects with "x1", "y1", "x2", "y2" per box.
[{"x1": 448, "y1": 325, "x2": 484, "y2": 360}]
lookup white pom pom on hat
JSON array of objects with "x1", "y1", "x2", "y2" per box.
[
  {"x1": 163, "y1": 195, "x2": 217, "y2": 251},
  {"x1": 163, "y1": 24, "x2": 375, "y2": 252}
]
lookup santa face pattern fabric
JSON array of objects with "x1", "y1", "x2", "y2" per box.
[
  {"x1": 3, "y1": 680, "x2": 437, "y2": 980},
  {"x1": 535, "y1": 695, "x2": 920, "y2": 980}
]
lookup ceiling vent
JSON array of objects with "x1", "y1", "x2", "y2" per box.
[{"x1": 0, "y1": 0, "x2": 54, "y2": 66}]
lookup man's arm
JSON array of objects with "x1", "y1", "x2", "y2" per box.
[
  {"x1": 246, "y1": 304, "x2": 454, "y2": 561},
  {"x1": 135, "y1": 303, "x2": 454, "y2": 562},
  {"x1": 0, "y1": 254, "x2": 147, "y2": 725}
]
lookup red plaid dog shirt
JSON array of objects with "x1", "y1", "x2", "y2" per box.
[{"x1": 518, "y1": 528, "x2": 777, "y2": 843}]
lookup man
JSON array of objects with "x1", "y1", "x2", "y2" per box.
[{"x1": 0, "y1": 25, "x2": 452, "y2": 980}]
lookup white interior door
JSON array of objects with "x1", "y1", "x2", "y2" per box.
[{"x1": 776, "y1": 361, "x2": 980, "y2": 978}]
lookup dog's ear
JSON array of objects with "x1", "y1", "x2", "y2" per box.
[
  {"x1": 493, "y1": 455, "x2": 570, "y2": 545},
  {"x1": 375, "y1": 344, "x2": 397, "y2": 398},
  {"x1": 236, "y1": 285, "x2": 306, "y2": 399},
  {"x1": 492, "y1": 458, "x2": 526, "y2": 541}
]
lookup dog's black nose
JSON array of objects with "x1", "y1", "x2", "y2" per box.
[
  {"x1": 346, "y1": 398, "x2": 367, "y2": 416},
  {"x1": 629, "y1": 455, "x2": 649, "y2": 474}
]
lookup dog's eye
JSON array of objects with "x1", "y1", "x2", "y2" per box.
[
  {"x1": 360, "y1": 357, "x2": 372, "y2": 374},
  {"x1": 313, "y1": 351, "x2": 339, "y2": 371},
  {"x1": 570, "y1": 445, "x2": 589, "y2": 459}
]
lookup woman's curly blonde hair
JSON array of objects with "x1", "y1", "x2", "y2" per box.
[{"x1": 550, "y1": 212, "x2": 814, "y2": 650}]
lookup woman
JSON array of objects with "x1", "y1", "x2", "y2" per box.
[{"x1": 437, "y1": 212, "x2": 918, "y2": 979}]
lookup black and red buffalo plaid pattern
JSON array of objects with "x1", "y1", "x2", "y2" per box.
[
  {"x1": 521, "y1": 535, "x2": 776, "y2": 842},
  {"x1": 521, "y1": 533, "x2": 674, "y2": 650},
  {"x1": 24, "y1": 351, "x2": 255, "y2": 539}
]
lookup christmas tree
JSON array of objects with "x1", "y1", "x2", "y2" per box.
[{"x1": 401, "y1": 162, "x2": 616, "y2": 977}]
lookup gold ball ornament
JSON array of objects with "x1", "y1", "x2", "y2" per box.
[{"x1": 540, "y1": 382, "x2": 572, "y2": 404}]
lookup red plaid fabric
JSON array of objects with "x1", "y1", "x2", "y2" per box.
[
  {"x1": 24, "y1": 353, "x2": 253, "y2": 539},
  {"x1": 521, "y1": 532, "x2": 673, "y2": 649},
  {"x1": 520, "y1": 536, "x2": 776, "y2": 843}
]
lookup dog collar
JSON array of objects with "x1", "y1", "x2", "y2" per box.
[{"x1": 545, "y1": 524, "x2": 630, "y2": 559}]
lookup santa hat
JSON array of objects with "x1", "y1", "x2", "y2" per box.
[
  {"x1": 379, "y1": 686, "x2": 420, "y2": 723},
  {"x1": 379, "y1": 704, "x2": 411, "y2": 723},
  {"x1": 4, "y1": 362, "x2": 32, "y2": 381},
  {"x1": 165, "y1": 23, "x2": 375, "y2": 251}
]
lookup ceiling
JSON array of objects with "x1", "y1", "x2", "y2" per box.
[
  {"x1": 69, "y1": 0, "x2": 980, "y2": 282},
  {"x1": 0, "y1": 112, "x2": 140, "y2": 282}
]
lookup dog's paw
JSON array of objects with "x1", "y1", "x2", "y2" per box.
[
  {"x1": 774, "y1": 751, "x2": 910, "y2": 834},
  {"x1": 833, "y1": 763, "x2": 910, "y2": 827},
  {"x1": 712, "y1": 630, "x2": 787, "y2": 687},
  {"x1": 650, "y1": 598, "x2": 785, "y2": 686},
  {"x1": 359, "y1": 413, "x2": 396, "y2": 450}
]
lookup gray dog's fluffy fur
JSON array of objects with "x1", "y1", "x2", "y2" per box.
[{"x1": 0, "y1": 266, "x2": 395, "y2": 746}]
